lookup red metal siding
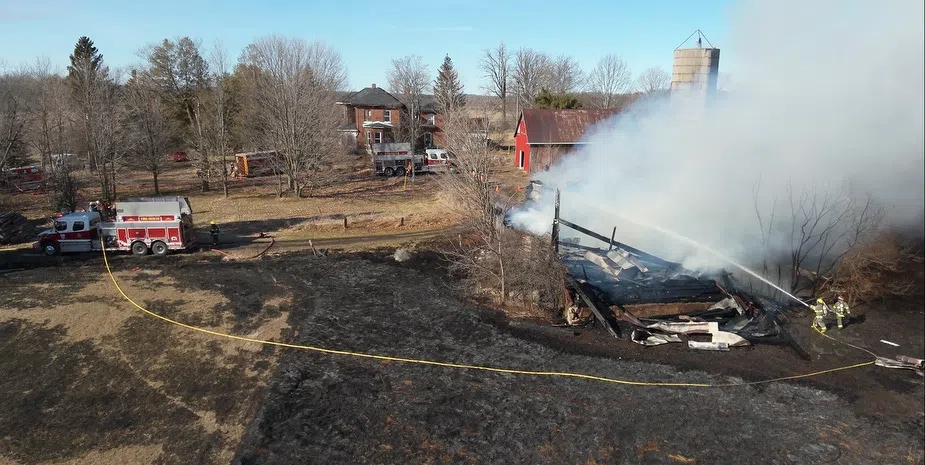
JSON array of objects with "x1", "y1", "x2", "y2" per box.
[
  {"x1": 147, "y1": 228, "x2": 166, "y2": 238},
  {"x1": 128, "y1": 228, "x2": 146, "y2": 239},
  {"x1": 167, "y1": 227, "x2": 180, "y2": 242},
  {"x1": 514, "y1": 119, "x2": 531, "y2": 172},
  {"x1": 118, "y1": 229, "x2": 127, "y2": 243}
]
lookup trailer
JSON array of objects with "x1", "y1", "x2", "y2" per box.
[
  {"x1": 34, "y1": 197, "x2": 196, "y2": 256},
  {"x1": 371, "y1": 143, "x2": 454, "y2": 176},
  {"x1": 234, "y1": 150, "x2": 281, "y2": 177}
]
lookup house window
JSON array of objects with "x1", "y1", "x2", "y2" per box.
[
  {"x1": 364, "y1": 109, "x2": 372, "y2": 121},
  {"x1": 519, "y1": 151, "x2": 525, "y2": 169},
  {"x1": 426, "y1": 114, "x2": 435, "y2": 125},
  {"x1": 383, "y1": 110, "x2": 391, "y2": 123},
  {"x1": 374, "y1": 131, "x2": 382, "y2": 143},
  {"x1": 366, "y1": 131, "x2": 372, "y2": 146},
  {"x1": 423, "y1": 132, "x2": 433, "y2": 147}
]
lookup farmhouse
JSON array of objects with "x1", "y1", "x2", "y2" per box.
[
  {"x1": 337, "y1": 84, "x2": 444, "y2": 152},
  {"x1": 513, "y1": 109, "x2": 619, "y2": 172}
]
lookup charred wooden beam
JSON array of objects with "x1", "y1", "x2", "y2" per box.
[
  {"x1": 565, "y1": 275, "x2": 622, "y2": 339},
  {"x1": 558, "y1": 218, "x2": 680, "y2": 268}
]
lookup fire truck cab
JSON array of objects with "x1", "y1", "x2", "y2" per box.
[{"x1": 35, "y1": 197, "x2": 196, "y2": 256}]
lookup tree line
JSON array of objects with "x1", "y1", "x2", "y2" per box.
[
  {"x1": 0, "y1": 34, "x2": 347, "y2": 208},
  {"x1": 479, "y1": 44, "x2": 671, "y2": 126}
]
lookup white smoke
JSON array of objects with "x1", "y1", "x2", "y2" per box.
[{"x1": 509, "y1": 0, "x2": 924, "y2": 271}]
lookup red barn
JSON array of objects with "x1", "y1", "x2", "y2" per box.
[{"x1": 513, "y1": 109, "x2": 620, "y2": 173}]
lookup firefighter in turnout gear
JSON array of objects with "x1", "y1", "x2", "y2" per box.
[
  {"x1": 209, "y1": 221, "x2": 221, "y2": 246},
  {"x1": 832, "y1": 295, "x2": 851, "y2": 329},
  {"x1": 811, "y1": 297, "x2": 829, "y2": 332}
]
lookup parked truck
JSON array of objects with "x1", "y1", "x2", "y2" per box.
[
  {"x1": 34, "y1": 197, "x2": 196, "y2": 256},
  {"x1": 370, "y1": 143, "x2": 455, "y2": 176}
]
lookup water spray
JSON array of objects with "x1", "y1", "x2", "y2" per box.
[{"x1": 582, "y1": 199, "x2": 812, "y2": 308}]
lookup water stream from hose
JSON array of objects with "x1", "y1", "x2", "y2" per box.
[{"x1": 583, "y1": 200, "x2": 811, "y2": 308}]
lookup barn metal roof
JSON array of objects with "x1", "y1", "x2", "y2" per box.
[{"x1": 515, "y1": 109, "x2": 620, "y2": 144}]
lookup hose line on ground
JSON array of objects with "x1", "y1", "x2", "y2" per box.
[{"x1": 101, "y1": 238, "x2": 876, "y2": 388}]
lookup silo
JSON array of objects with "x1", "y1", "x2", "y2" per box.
[{"x1": 671, "y1": 47, "x2": 720, "y2": 95}]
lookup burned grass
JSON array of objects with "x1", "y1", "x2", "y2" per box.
[
  {"x1": 232, "y1": 253, "x2": 925, "y2": 465},
  {"x1": 0, "y1": 319, "x2": 227, "y2": 465},
  {"x1": 0, "y1": 256, "x2": 290, "y2": 464},
  {"x1": 1, "y1": 250, "x2": 922, "y2": 464}
]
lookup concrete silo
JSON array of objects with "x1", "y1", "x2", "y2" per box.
[{"x1": 671, "y1": 31, "x2": 720, "y2": 96}]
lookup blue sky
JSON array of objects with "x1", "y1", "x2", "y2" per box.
[{"x1": 0, "y1": 0, "x2": 734, "y2": 93}]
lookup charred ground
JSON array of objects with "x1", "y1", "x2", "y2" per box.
[{"x1": 1, "y1": 250, "x2": 923, "y2": 465}]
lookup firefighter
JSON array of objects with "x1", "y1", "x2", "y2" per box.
[
  {"x1": 209, "y1": 221, "x2": 221, "y2": 246},
  {"x1": 811, "y1": 297, "x2": 829, "y2": 332},
  {"x1": 832, "y1": 295, "x2": 851, "y2": 329}
]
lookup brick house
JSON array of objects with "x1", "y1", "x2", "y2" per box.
[
  {"x1": 336, "y1": 84, "x2": 444, "y2": 152},
  {"x1": 513, "y1": 108, "x2": 620, "y2": 173}
]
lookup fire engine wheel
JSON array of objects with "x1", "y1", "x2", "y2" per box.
[
  {"x1": 151, "y1": 241, "x2": 169, "y2": 257},
  {"x1": 41, "y1": 241, "x2": 60, "y2": 256},
  {"x1": 395, "y1": 167, "x2": 406, "y2": 177},
  {"x1": 384, "y1": 167, "x2": 395, "y2": 177},
  {"x1": 131, "y1": 241, "x2": 149, "y2": 256}
]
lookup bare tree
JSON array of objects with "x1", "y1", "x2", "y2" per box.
[
  {"x1": 548, "y1": 54, "x2": 583, "y2": 94},
  {"x1": 587, "y1": 54, "x2": 632, "y2": 109},
  {"x1": 0, "y1": 72, "x2": 29, "y2": 174},
  {"x1": 513, "y1": 48, "x2": 551, "y2": 109},
  {"x1": 90, "y1": 71, "x2": 127, "y2": 200},
  {"x1": 201, "y1": 42, "x2": 238, "y2": 198},
  {"x1": 438, "y1": 113, "x2": 567, "y2": 309},
  {"x1": 240, "y1": 36, "x2": 347, "y2": 198},
  {"x1": 387, "y1": 55, "x2": 429, "y2": 150},
  {"x1": 480, "y1": 43, "x2": 510, "y2": 130},
  {"x1": 783, "y1": 182, "x2": 886, "y2": 295},
  {"x1": 124, "y1": 74, "x2": 173, "y2": 195},
  {"x1": 636, "y1": 66, "x2": 671, "y2": 94},
  {"x1": 29, "y1": 59, "x2": 71, "y2": 171}
]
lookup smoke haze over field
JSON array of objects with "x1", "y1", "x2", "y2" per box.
[{"x1": 509, "y1": 0, "x2": 925, "y2": 271}]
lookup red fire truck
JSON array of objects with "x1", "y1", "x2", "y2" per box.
[
  {"x1": 2, "y1": 165, "x2": 45, "y2": 192},
  {"x1": 34, "y1": 197, "x2": 196, "y2": 256}
]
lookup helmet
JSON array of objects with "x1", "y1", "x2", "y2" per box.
[
  {"x1": 837, "y1": 295, "x2": 845, "y2": 300},
  {"x1": 210, "y1": 221, "x2": 216, "y2": 225},
  {"x1": 816, "y1": 298, "x2": 825, "y2": 304}
]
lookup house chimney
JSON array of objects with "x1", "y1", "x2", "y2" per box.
[{"x1": 371, "y1": 83, "x2": 377, "y2": 88}]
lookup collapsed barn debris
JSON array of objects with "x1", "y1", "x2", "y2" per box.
[{"x1": 550, "y1": 191, "x2": 807, "y2": 357}]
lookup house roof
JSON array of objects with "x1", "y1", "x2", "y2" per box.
[
  {"x1": 515, "y1": 109, "x2": 620, "y2": 144},
  {"x1": 337, "y1": 86, "x2": 441, "y2": 113},
  {"x1": 338, "y1": 87, "x2": 404, "y2": 108}
]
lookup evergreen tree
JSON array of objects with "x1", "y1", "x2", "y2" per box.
[
  {"x1": 534, "y1": 88, "x2": 582, "y2": 109},
  {"x1": 433, "y1": 55, "x2": 465, "y2": 113},
  {"x1": 67, "y1": 36, "x2": 105, "y2": 96}
]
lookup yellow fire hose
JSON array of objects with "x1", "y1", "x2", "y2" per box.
[{"x1": 101, "y1": 238, "x2": 876, "y2": 388}]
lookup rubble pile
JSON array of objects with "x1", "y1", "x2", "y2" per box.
[
  {"x1": 557, "y1": 219, "x2": 803, "y2": 356},
  {"x1": 0, "y1": 212, "x2": 34, "y2": 245}
]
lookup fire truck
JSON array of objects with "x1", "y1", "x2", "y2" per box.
[
  {"x1": 34, "y1": 197, "x2": 196, "y2": 256},
  {"x1": 1, "y1": 165, "x2": 45, "y2": 192}
]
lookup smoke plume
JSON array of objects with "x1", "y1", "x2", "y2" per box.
[{"x1": 509, "y1": 0, "x2": 925, "y2": 271}]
